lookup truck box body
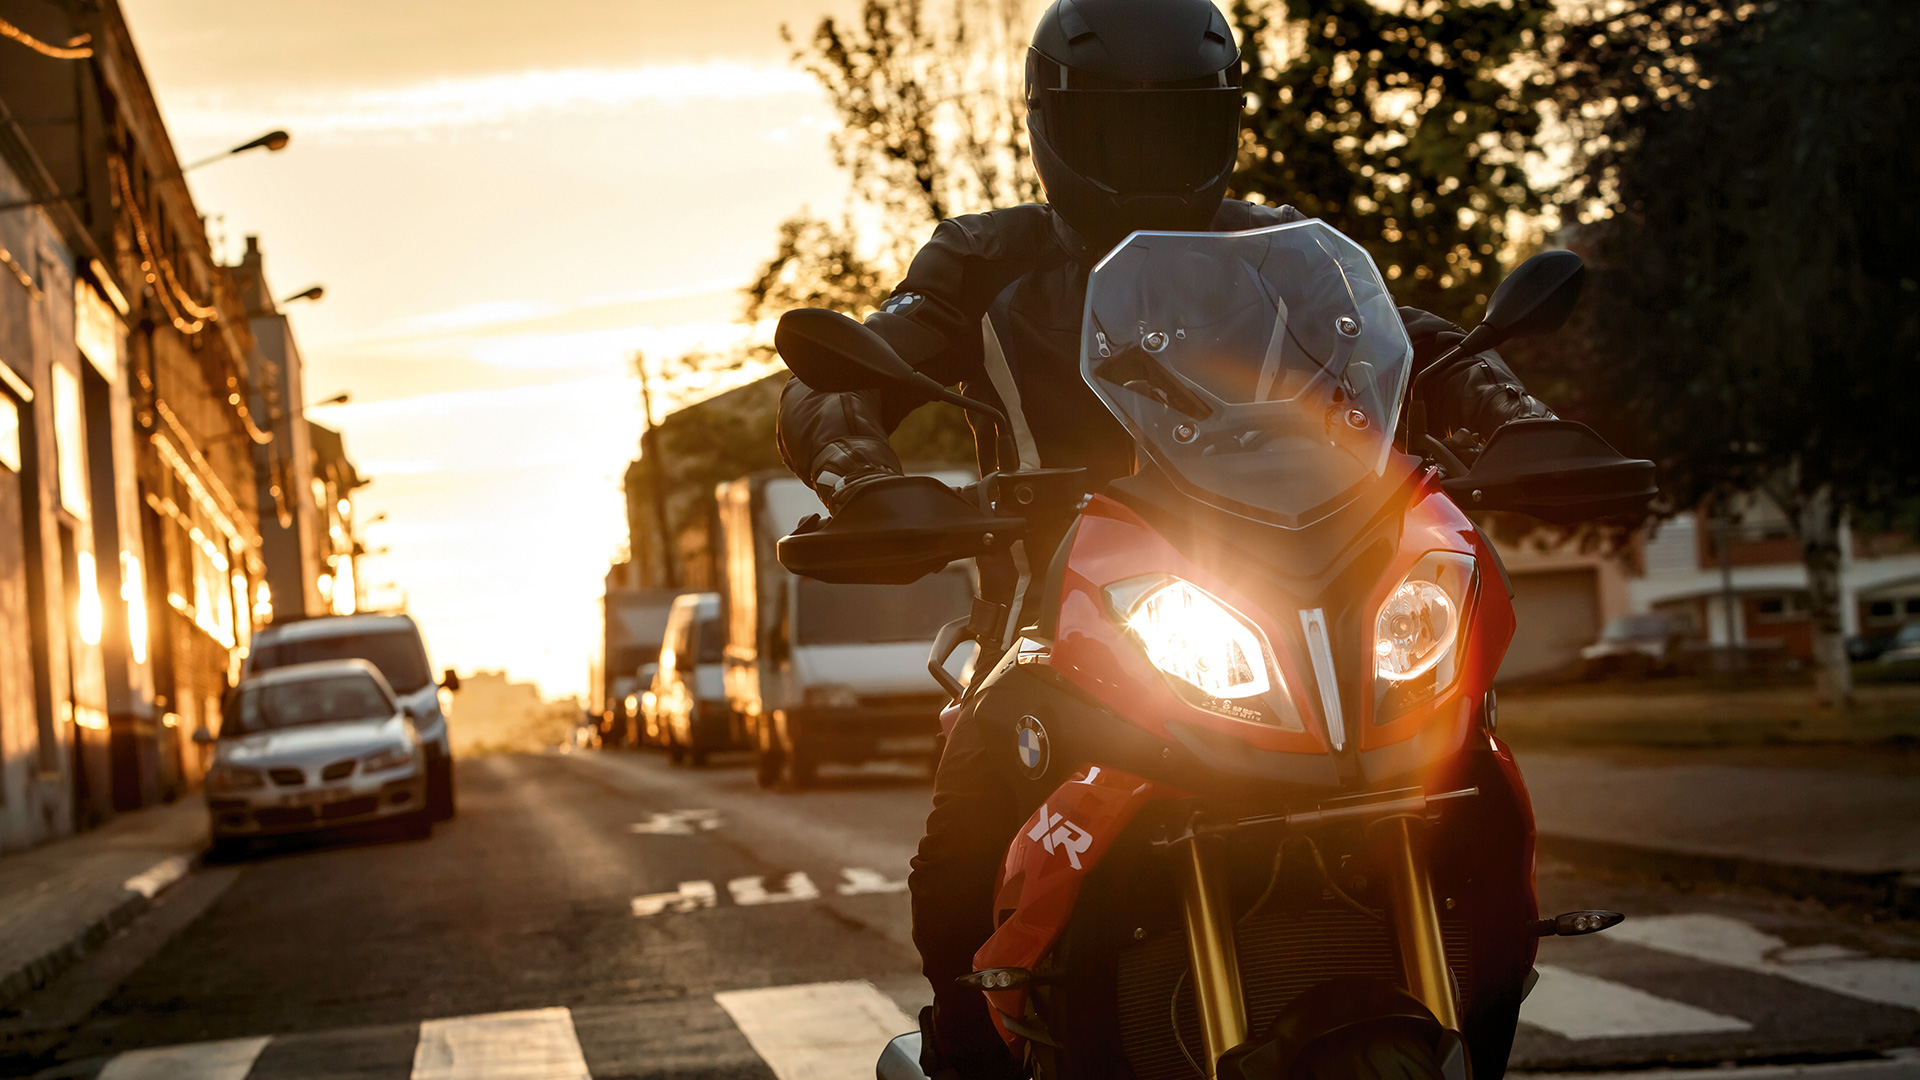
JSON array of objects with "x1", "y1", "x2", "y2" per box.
[{"x1": 717, "y1": 469, "x2": 973, "y2": 781}]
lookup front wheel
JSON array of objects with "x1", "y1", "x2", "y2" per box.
[
  {"x1": 1290, "y1": 1022, "x2": 1448, "y2": 1080},
  {"x1": 427, "y1": 754, "x2": 457, "y2": 821}
]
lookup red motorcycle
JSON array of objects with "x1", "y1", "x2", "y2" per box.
[{"x1": 777, "y1": 221, "x2": 1652, "y2": 1080}]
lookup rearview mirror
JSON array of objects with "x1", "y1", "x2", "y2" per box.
[
  {"x1": 1461, "y1": 249, "x2": 1586, "y2": 354},
  {"x1": 776, "y1": 309, "x2": 919, "y2": 393},
  {"x1": 440, "y1": 668, "x2": 461, "y2": 692},
  {"x1": 192, "y1": 727, "x2": 214, "y2": 746}
]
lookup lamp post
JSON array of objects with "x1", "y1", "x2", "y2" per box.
[
  {"x1": 280, "y1": 285, "x2": 324, "y2": 305},
  {"x1": 180, "y1": 130, "x2": 290, "y2": 174}
]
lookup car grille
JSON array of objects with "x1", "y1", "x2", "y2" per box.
[
  {"x1": 320, "y1": 797, "x2": 379, "y2": 820},
  {"x1": 268, "y1": 767, "x2": 305, "y2": 787},
  {"x1": 1117, "y1": 905, "x2": 1471, "y2": 1080},
  {"x1": 320, "y1": 759, "x2": 356, "y2": 781}
]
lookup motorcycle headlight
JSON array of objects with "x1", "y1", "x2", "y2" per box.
[
  {"x1": 362, "y1": 745, "x2": 414, "y2": 773},
  {"x1": 207, "y1": 764, "x2": 264, "y2": 792},
  {"x1": 1373, "y1": 552, "x2": 1478, "y2": 718},
  {"x1": 1107, "y1": 577, "x2": 1301, "y2": 730}
]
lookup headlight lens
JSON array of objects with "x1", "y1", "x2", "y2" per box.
[
  {"x1": 1372, "y1": 552, "x2": 1478, "y2": 720},
  {"x1": 1375, "y1": 580, "x2": 1459, "y2": 682},
  {"x1": 206, "y1": 764, "x2": 264, "y2": 792},
  {"x1": 362, "y1": 745, "x2": 414, "y2": 773},
  {"x1": 1117, "y1": 577, "x2": 1271, "y2": 700}
]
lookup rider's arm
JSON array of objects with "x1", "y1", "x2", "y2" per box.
[
  {"x1": 776, "y1": 207, "x2": 1053, "y2": 506},
  {"x1": 1398, "y1": 306, "x2": 1553, "y2": 436}
]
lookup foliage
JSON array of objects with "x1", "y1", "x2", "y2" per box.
[
  {"x1": 1509, "y1": 0, "x2": 1920, "y2": 702},
  {"x1": 1229, "y1": 0, "x2": 1559, "y2": 317}
]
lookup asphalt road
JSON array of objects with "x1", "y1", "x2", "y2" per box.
[{"x1": 4, "y1": 748, "x2": 1918, "y2": 1079}]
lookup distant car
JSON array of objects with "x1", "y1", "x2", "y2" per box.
[
  {"x1": 1877, "y1": 622, "x2": 1920, "y2": 665},
  {"x1": 634, "y1": 661, "x2": 664, "y2": 748},
  {"x1": 1580, "y1": 613, "x2": 1693, "y2": 678},
  {"x1": 200, "y1": 660, "x2": 429, "y2": 857},
  {"x1": 246, "y1": 614, "x2": 459, "y2": 820},
  {"x1": 1848, "y1": 630, "x2": 1899, "y2": 662},
  {"x1": 656, "y1": 593, "x2": 736, "y2": 766}
]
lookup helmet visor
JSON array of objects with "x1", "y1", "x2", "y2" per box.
[{"x1": 1039, "y1": 87, "x2": 1243, "y2": 195}]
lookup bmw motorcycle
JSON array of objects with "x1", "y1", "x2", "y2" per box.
[{"x1": 775, "y1": 220, "x2": 1652, "y2": 1080}]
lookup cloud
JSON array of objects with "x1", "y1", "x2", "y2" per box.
[{"x1": 163, "y1": 61, "x2": 818, "y2": 141}]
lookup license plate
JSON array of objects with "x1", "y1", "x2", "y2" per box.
[
  {"x1": 280, "y1": 789, "x2": 334, "y2": 807},
  {"x1": 877, "y1": 736, "x2": 935, "y2": 754}
]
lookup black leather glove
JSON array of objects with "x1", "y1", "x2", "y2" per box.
[{"x1": 1398, "y1": 306, "x2": 1553, "y2": 435}]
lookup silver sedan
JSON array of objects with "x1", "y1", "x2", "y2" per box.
[{"x1": 200, "y1": 659, "x2": 430, "y2": 855}]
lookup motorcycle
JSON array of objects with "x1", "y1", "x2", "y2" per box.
[{"x1": 775, "y1": 220, "x2": 1653, "y2": 1080}]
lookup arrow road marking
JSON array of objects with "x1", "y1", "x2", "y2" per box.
[
  {"x1": 837, "y1": 867, "x2": 908, "y2": 895},
  {"x1": 729, "y1": 872, "x2": 820, "y2": 906},
  {"x1": 629, "y1": 809, "x2": 723, "y2": 835},
  {"x1": 631, "y1": 881, "x2": 719, "y2": 917}
]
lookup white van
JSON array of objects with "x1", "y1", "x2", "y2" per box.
[
  {"x1": 655, "y1": 593, "x2": 735, "y2": 766},
  {"x1": 244, "y1": 613, "x2": 459, "y2": 819}
]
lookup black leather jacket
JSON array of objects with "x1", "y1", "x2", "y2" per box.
[{"x1": 777, "y1": 198, "x2": 1549, "y2": 515}]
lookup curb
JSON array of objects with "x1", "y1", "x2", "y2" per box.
[
  {"x1": 0, "y1": 854, "x2": 193, "y2": 1010},
  {"x1": 1538, "y1": 834, "x2": 1920, "y2": 920}
]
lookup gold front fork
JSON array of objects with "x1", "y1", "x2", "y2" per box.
[
  {"x1": 1378, "y1": 815, "x2": 1461, "y2": 1030},
  {"x1": 1172, "y1": 834, "x2": 1248, "y2": 1077}
]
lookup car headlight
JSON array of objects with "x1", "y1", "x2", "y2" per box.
[
  {"x1": 206, "y1": 764, "x2": 264, "y2": 792},
  {"x1": 362, "y1": 745, "x2": 414, "y2": 773},
  {"x1": 803, "y1": 684, "x2": 859, "y2": 708},
  {"x1": 1373, "y1": 552, "x2": 1478, "y2": 717}
]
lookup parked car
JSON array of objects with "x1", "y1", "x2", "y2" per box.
[
  {"x1": 199, "y1": 660, "x2": 429, "y2": 857},
  {"x1": 1877, "y1": 622, "x2": 1920, "y2": 665},
  {"x1": 245, "y1": 613, "x2": 459, "y2": 820},
  {"x1": 656, "y1": 593, "x2": 736, "y2": 766},
  {"x1": 1848, "y1": 630, "x2": 1900, "y2": 662},
  {"x1": 1579, "y1": 613, "x2": 1694, "y2": 678}
]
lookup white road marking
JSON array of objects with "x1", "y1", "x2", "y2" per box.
[
  {"x1": 97, "y1": 1035, "x2": 271, "y2": 1080},
  {"x1": 715, "y1": 980, "x2": 917, "y2": 1080},
  {"x1": 411, "y1": 1006, "x2": 590, "y2": 1080},
  {"x1": 1519, "y1": 964, "x2": 1751, "y2": 1039},
  {"x1": 729, "y1": 872, "x2": 820, "y2": 906},
  {"x1": 1610, "y1": 913, "x2": 1920, "y2": 1012},
  {"x1": 837, "y1": 867, "x2": 908, "y2": 895},
  {"x1": 1517, "y1": 1052, "x2": 1920, "y2": 1080},
  {"x1": 123, "y1": 855, "x2": 192, "y2": 900},
  {"x1": 631, "y1": 880, "x2": 719, "y2": 917},
  {"x1": 629, "y1": 809, "x2": 723, "y2": 835}
]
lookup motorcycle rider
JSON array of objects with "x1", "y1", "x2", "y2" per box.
[{"x1": 774, "y1": 0, "x2": 1551, "y2": 1074}]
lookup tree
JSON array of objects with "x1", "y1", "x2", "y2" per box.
[
  {"x1": 1230, "y1": 0, "x2": 1560, "y2": 317},
  {"x1": 1515, "y1": 0, "x2": 1920, "y2": 707}
]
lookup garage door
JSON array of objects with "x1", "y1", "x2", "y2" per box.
[{"x1": 1498, "y1": 568, "x2": 1601, "y2": 682}]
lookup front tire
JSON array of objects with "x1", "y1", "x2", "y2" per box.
[
  {"x1": 1290, "y1": 1022, "x2": 1447, "y2": 1080},
  {"x1": 427, "y1": 754, "x2": 457, "y2": 821}
]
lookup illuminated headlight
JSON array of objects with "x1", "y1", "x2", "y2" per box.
[
  {"x1": 362, "y1": 745, "x2": 414, "y2": 773},
  {"x1": 1111, "y1": 577, "x2": 1271, "y2": 700},
  {"x1": 1375, "y1": 580, "x2": 1459, "y2": 682},
  {"x1": 1373, "y1": 552, "x2": 1478, "y2": 715},
  {"x1": 206, "y1": 764, "x2": 264, "y2": 792}
]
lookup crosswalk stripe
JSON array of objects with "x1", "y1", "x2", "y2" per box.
[
  {"x1": 95, "y1": 1035, "x2": 272, "y2": 1080},
  {"x1": 411, "y1": 1006, "x2": 591, "y2": 1080},
  {"x1": 1609, "y1": 913, "x2": 1920, "y2": 1013},
  {"x1": 1519, "y1": 964, "x2": 1751, "y2": 1039},
  {"x1": 715, "y1": 980, "x2": 916, "y2": 1080}
]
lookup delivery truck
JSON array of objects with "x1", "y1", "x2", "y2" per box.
[{"x1": 717, "y1": 469, "x2": 973, "y2": 787}]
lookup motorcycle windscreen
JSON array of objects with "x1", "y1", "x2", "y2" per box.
[{"x1": 1082, "y1": 221, "x2": 1412, "y2": 529}]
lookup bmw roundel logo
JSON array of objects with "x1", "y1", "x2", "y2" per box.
[{"x1": 1015, "y1": 715, "x2": 1049, "y2": 778}]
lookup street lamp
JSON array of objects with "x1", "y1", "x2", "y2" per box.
[
  {"x1": 181, "y1": 130, "x2": 291, "y2": 174},
  {"x1": 280, "y1": 285, "x2": 324, "y2": 304}
]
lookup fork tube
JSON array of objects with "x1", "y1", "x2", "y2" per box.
[
  {"x1": 1379, "y1": 816, "x2": 1461, "y2": 1029},
  {"x1": 1173, "y1": 834, "x2": 1247, "y2": 1075}
]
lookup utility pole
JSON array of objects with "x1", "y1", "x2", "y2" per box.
[{"x1": 635, "y1": 351, "x2": 679, "y2": 588}]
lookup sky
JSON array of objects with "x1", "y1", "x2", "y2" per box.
[{"x1": 122, "y1": 0, "x2": 863, "y2": 697}]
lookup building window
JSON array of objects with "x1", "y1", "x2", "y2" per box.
[
  {"x1": 150, "y1": 438, "x2": 249, "y2": 650},
  {"x1": 51, "y1": 364, "x2": 88, "y2": 520},
  {"x1": 0, "y1": 393, "x2": 19, "y2": 473}
]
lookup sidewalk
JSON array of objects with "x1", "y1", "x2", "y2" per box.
[
  {"x1": 1518, "y1": 745, "x2": 1920, "y2": 917},
  {"x1": 0, "y1": 799, "x2": 206, "y2": 1009}
]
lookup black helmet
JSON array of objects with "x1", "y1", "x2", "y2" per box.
[{"x1": 1025, "y1": 0, "x2": 1243, "y2": 252}]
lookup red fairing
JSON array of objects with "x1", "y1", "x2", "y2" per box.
[
  {"x1": 1051, "y1": 496, "x2": 1331, "y2": 755},
  {"x1": 974, "y1": 766, "x2": 1184, "y2": 1046}
]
